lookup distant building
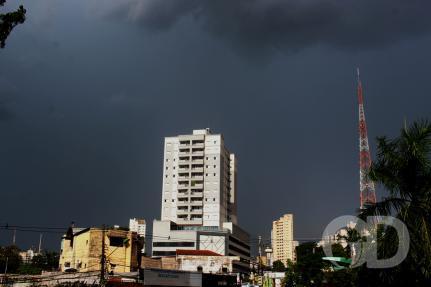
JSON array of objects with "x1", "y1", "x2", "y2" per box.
[
  {"x1": 264, "y1": 247, "x2": 273, "y2": 267},
  {"x1": 272, "y1": 214, "x2": 295, "y2": 263},
  {"x1": 152, "y1": 129, "x2": 250, "y2": 273},
  {"x1": 129, "y1": 218, "x2": 146, "y2": 254},
  {"x1": 19, "y1": 249, "x2": 35, "y2": 263},
  {"x1": 59, "y1": 227, "x2": 138, "y2": 273},
  {"x1": 129, "y1": 218, "x2": 146, "y2": 237},
  {"x1": 317, "y1": 221, "x2": 358, "y2": 258}
]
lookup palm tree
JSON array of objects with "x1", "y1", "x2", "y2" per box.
[{"x1": 359, "y1": 120, "x2": 431, "y2": 284}]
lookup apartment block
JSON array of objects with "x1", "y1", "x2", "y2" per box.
[
  {"x1": 271, "y1": 214, "x2": 295, "y2": 264},
  {"x1": 153, "y1": 129, "x2": 249, "y2": 273},
  {"x1": 161, "y1": 128, "x2": 237, "y2": 227}
]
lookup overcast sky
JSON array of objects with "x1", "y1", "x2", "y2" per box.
[{"x1": 1, "y1": 0, "x2": 431, "y2": 251}]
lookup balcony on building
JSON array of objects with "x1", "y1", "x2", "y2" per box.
[
  {"x1": 190, "y1": 198, "x2": 203, "y2": 205},
  {"x1": 190, "y1": 215, "x2": 203, "y2": 221},
  {"x1": 190, "y1": 208, "x2": 203, "y2": 215},
  {"x1": 190, "y1": 190, "x2": 203, "y2": 197},
  {"x1": 179, "y1": 140, "x2": 191, "y2": 147},
  {"x1": 191, "y1": 140, "x2": 204, "y2": 148},
  {"x1": 177, "y1": 192, "x2": 189, "y2": 199},
  {"x1": 178, "y1": 181, "x2": 189, "y2": 188},
  {"x1": 191, "y1": 158, "x2": 204, "y2": 165},
  {"x1": 178, "y1": 165, "x2": 190, "y2": 172},
  {"x1": 191, "y1": 186, "x2": 204, "y2": 190},
  {"x1": 177, "y1": 209, "x2": 189, "y2": 216},
  {"x1": 179, "y1": 148, "x2": 191, "y2": 156},
  {"x1": 178, "y1": 156, "x2": 190, "y2": 165},
  {"x1": 178, "y1": 175, "x2": 189, "y2": 180},
  {"x1": 190, "y1": 174, "x2": 203, "y2": 181},
  {"x1": 191, "y1": 148, "x2": 204, "y2": 156},
  {"x1": 177, "y1": 200, "x2": 189, "y2": 207},
  {"x1": 191, "y1": 165, "x2": 203, "y2": 172}
]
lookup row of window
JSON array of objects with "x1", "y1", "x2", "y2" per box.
[
  {"x1": 164, "y1": 198, "x2": 217, "y2": 203},
  {"x1": 165, "y1": 173, "x2": 219, "y2": 179},
  {"x1": 166, "y1": 156, "x2": 218, "y2": 162},
  {"x1": 153, "y1": 241, "x2": 195, "y2": 247}
]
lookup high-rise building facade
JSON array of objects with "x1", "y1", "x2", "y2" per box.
[
  {"x1": 271, "y1": 214, "x2": 294, "y2": 263},
  {"x1": 161, "y1": 128, "x2": 237, "y2": 227},
  {"x1": 153, "y1": 129, "x2": 249, "y2": 273}
]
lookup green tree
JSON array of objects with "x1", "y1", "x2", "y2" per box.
[
  {"x1": 359, "y1": 120, "x2": 431, "y2": 285},
  {"x1": 272, "y1": 259, "x2": 286, "y2": 272},
  {"x1": 283, "y1": 259, "x2": 299, "y2": 287},
  {"x1": 0, "y1": 245, "x2": 22, "y2": 273},
  {"x1": 17, "y1": 263, "x2": 42, "y2": 275},
  {"x1": 295, "y1": 242, "x2": 325, "y2": 286},
  {"x1": 0, "y1": 0, "x2": 26, "y2": 48},
  {"x1": 325, "y1": 268, "x2": 358, "y2": 287},
  {"x1": 337, "y1": 227, "x2": 363, "y2": 257},
  {"x1": 32, "y1": 251, "x2": 60, "y2": 271}
]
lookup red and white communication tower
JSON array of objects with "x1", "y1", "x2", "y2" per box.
[{"x1": 357, "y1": 68, "x2": 376, "y2": 209}]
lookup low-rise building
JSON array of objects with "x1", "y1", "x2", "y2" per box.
[
  {"x1": 19, "y1": 248, "x2": 36, "y2": 263},
  {"x1": 59, "y1": 227, "x2": 138, "y2": 273},
  {"x1": 176, "y1": 249, "x2": 239, "y2": 273},
  {"x1": 152, "y1": 220, "x2": 250, "y2": 273},
  {"x1": 141, "y1": 250, "x2": 239, "y2": 274}
]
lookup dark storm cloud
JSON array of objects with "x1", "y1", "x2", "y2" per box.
[
  {"x1": 97, "y1": 0, "x2": 431, "y2": 54},
  {"x1": 3, "y1": 0, "x2": 431, "y2": 251},
  {"x1": 0, "y1": 104, "x2": 13, "y2": 121},
  {"x1": 0, "y1": 79, "x2": 16, "y2": 121},
  {"x1": 100, "y1": 0, "x2": 199, "y2": 30}
]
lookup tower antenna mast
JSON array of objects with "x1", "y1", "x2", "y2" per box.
[{"x1": 357, "y1": 68, "x2": 377, "y2": 209}]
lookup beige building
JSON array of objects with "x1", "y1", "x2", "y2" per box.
[
  {"x1": 59, "y1": 227, "x2": 138, "y2": 273},
  {"x1": 271, "y1": 214, "x2": 294, "y2": 264}
]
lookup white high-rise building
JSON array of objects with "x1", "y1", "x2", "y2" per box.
[
  {"x1": 161, "y1": 128, "x2": 237, "y2": 227},
  {"x1": 153, "y1": 129, "x2": 249, "y2": 273},
  {"x1": 129, "y1": 218, "x2": 146, "y2": 237}
]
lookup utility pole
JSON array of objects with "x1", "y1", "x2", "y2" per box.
[
  {"x1": 258, "y1": 235, "x2": 263, "y2": 276},
  {"x1": 12, "y1": 229, "x2": 16, "y2": 245},
  {"x1": 3, "y1": 257, "x2": 8, "y2": 285},
  {"x1": 38, "y1": 233, "x2": 43, "y2": 254},
  {"x1": 100, "y1": 225, "x2": 106, "y2": 286}
]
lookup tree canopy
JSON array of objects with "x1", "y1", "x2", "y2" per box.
[{"x1": 0, "y1": 0, "x2": 26, "y2": 48}]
